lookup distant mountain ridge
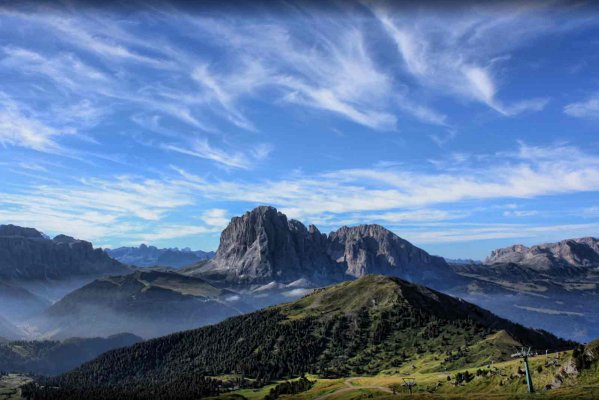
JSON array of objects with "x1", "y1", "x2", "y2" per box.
[
  {"x1": 106, "y1": 244, "x2": 214, "y2": 268},
  {"x1": 445, "y1": 258, "x2": 482, "y2": 265},
  {"x1": 39, "y1": 270, "x2": 250, "y2": 339},
  {"x1": 485, "y1": 237, "x2": 599, "y2": 270},
  {"x1": 0, "y1": 224, "x2": 129, "y2": 281},
  {"x1": 187, "y1": 206, "x2": 459, "y2": 289}
]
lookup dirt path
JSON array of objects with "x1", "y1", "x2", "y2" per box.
[{"x1": 314, "y1": 378, "x2": 393, "y2": 400}]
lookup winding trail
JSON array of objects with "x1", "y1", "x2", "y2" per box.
[{"x1": 314, "y1": 378, "x2": 393, "y2": 400}]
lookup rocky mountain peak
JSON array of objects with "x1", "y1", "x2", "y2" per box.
[
  {"x1": 327, "y1": 223, "x2": 454, "y2": 287},
  {"x1": 0, "y1": 224, "x2": 44, "y2": 238},
  {"x1": 189, "y1": 206, "x2": 461, "y2": 289},
  {"x1": 53, "y1": 234, "x2": 78, "y2": 244},
  {"x1": 0, "y1": 225, "x2": 128, "y2": 280},
  {"x1": 201, "y1": 206, "x2": 335, "y2": 284},
  {"x1": 485, "y1": 237, "x2": 599, "y2": 269}
]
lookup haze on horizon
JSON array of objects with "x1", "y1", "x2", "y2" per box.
[{"x1": 0, "y1": 0, "x2": 597, "y2": 260}]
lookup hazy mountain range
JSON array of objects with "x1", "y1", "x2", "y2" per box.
[
  {"x1": 39, "y1": 270, "x2": 250, "y2": 339},
  {"x1": 1, "y1": 207, "x2": 598, "y2": 343},
  {"x1": 106, "y1": 244, "x2": 214, "y2": 268},
  {"x1": 0, "y1": 207, "x2": 599, "y2": 393}
]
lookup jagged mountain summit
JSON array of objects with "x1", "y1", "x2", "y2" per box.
[
  {"x1": 485, "y1": 237, "x2": 599, "y2": 270},
  {"x1": 33, "y1": 275, "x2": 573, "y2": 399},
  {"x1": 0, "y1": 225, "x2": 129, "y2": 281},
  {"x1": 449, "y1": 236, "x2": 599, "y2": 342},
  {"x1": 186, "y1": 206, "x2": 460, "y2": 289},
  {"x1": 106, "y1": 244, "x2": 214, "y2": 268},
  {"x1": 189, "y1": 206, "x2": 338, "y2": 285}
]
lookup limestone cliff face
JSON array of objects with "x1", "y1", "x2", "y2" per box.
[
  {"x1": 327, "y1": 224, "x2": 453, "y2": 286},
  {"x1": 192, "y1": 206, "x2": 457, "y2": 288},
  {"x1": 197, "y1": 207, "x2": 336, "y2": 284},
  {"x1": 0, "y1": 225, "x2": 128, "y2": 280},
  {"x1": 485, "y1": 237, "x2": 599, "y2": 270}
]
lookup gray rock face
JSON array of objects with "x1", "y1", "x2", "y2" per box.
[
  {"x1": 327, "y1": 224, "x2": 454, "y2": 287},
  {"x1": 0, "y1": 224, "x2": 129, "y2": 280},
  {"x1": 192, "y1": 206, "x2": 457, "y2": 288},
  {"x1": 197, "y1": 207, "x2": 337, "y2": 284},
  {"x1": 485, "y1": 237, "x2": 599, "y2": 270}
]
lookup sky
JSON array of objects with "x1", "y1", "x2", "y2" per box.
[{"x1": 0, "y1": 0, "x2": 598, "y2": 259}]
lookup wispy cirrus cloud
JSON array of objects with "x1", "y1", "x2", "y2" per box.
[
  {"x1": 371, "y1": 3, "x2": 584, "y2": 115},
  {"x1": 0, "y1": 142, "x2": 597, "y2": 248},
  {"x1": 172, "y1": 142, "x2": 599, "y2": 221},
  {"x1": 0, "y1": 1, "x2": 592, "y2": 167},
  {"x1": 0, "y1": 95, "x2": 73, "y2": 153},
  {"x1": 0, "y1": 174, "x2": 198, "y2": 242},
  {"x1": 0, "y1": 2, "x2": 597, "y2": 254},
  {"x1": 162, "y1": 140, "x2": 272, "y2": 170},
  {"x1": 564, "y1": 95, "x2": 599, "y2": 119},
  {"x1": 400, "y1": 222, "x2": 599, "y2": 244},
  {"x1": 186, "y1": 14, "x2": 398, "y2": 130}
]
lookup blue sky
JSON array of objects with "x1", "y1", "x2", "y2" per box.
[{"x1": 0, "y1": 1, "x2": 598, "y2": 259}]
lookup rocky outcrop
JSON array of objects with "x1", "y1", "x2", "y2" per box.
[
  {"x1": 106, "y1": 244, "x2": 214, "y2": 268},
  {"x1": 485, "y1": 237, "x2": 599, "y2": 270},
  {"x1": 0, "y1": 224, "x2": 129, "y2": 281},
  {"x1": 194, "y1": 207, "x2": 338, "y2": 284},
  {"x1": 190, "y1": 206, "x2": 459, "y2": 289},
  {"x1": 328, "y1": 224, "x2": 457, "y2": 288}
]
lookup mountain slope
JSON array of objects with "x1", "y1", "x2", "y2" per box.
[
  {"x1": 106, "y1": 244, "x2": 214, "y2": 268},
  {"x1": 188, "y1": 206, "x2": 461, "y2": 289},
  {"x1": 40, "y1": 275, "x2": 572, "y2": 397},
  {"x1": 0, "y1": 280, "x2": 49, "y2": 322},
  {"x1": 0, "y1": 225, "x2": 129, "y2": 280},
  {"x1": 0, "y1": 333, "x2": 142, "y2": 375},
  {"x1": 0, "y1": 315, "x2": 24, "y2": 340},
  {"x1": 37, "y1": 270, "x2": 250, "y2": 339}
]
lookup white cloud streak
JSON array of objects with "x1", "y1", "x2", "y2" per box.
[
  {"x1": 401, "y1": 222, "x2": 599, "y2": 244},
  {"x1": 174, "y1": 143, "x2": 599, "y2": 220},
  {"x1": 0, "y1": 95, "x2": 73, "y2": 152},
  {"x1": 372, "y1": 3, "x2": 575, "y2": 115},
  {"x1": 564, "y1": 95, "x2": 599, "y2": 119},
  {"x1": 1, "y1": 142, "x2": 597, "y2": 247},
  {"x1": 162, "y1": 140, "x2": 272, "y2": 170}
]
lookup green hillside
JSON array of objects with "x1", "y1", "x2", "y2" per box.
[{"x1": 21, "y1": 275, "x2": 575, "y2": 399}]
